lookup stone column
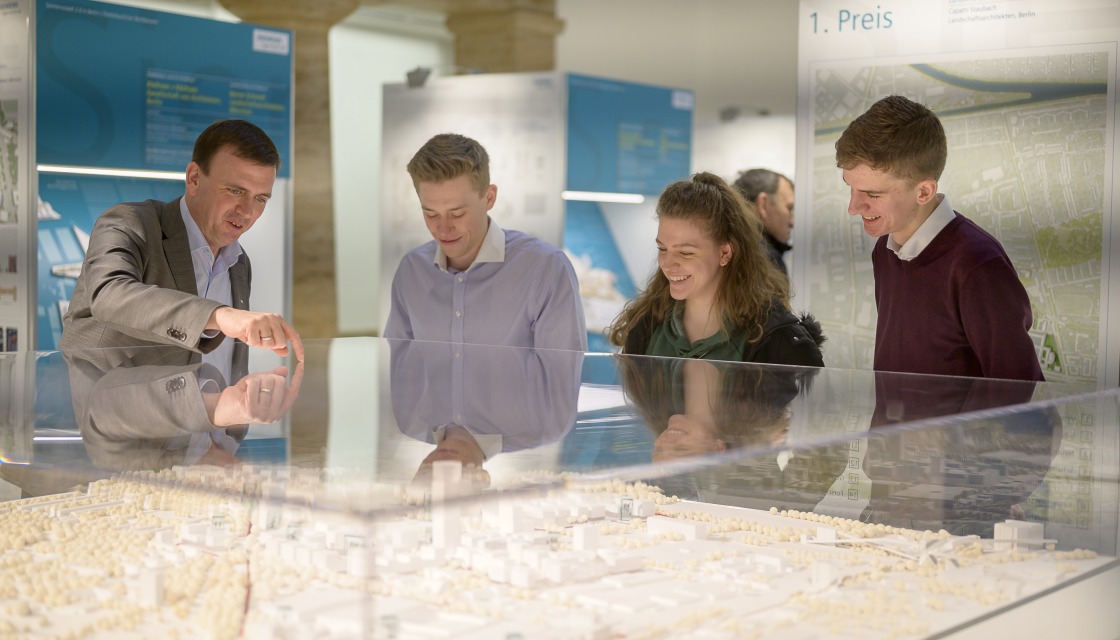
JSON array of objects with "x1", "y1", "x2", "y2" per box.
[
  {"x1": 218, "y1": 0, "x2": 360, "y2": 340},
  {"x1": 444, "y1": 0, "x2": 565, "y2": 72},
  {"x1": 219, "y1": 0, "x2": 360, "y2": 468}
]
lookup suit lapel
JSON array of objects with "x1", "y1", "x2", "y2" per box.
[
  {"x1": 230, "y1": 254, "x2": 251, "y2": 381},
  {"x1": 230, "y1": 255, "x2": 250, "y2": 310},
  {"x1": 160, "y1": 198, "x2": 198, "y2": 296}
]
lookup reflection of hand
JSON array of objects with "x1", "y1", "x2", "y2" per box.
[
  {"x1": 412, "y1": 426, "x2": 491, "y2": 492},
  {"x1": 209, "y1": 307, "x2": 305, "y2": 361},
  {"x1": 198, "y1": 440, "x2": 241, "y2": 467},
  {"x1": 209, "y1": 363, "x2": 304, "y2": 426}
]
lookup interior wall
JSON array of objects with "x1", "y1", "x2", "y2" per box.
[
  {"x1": 109, "y1": 0, "x2": 233, "y2": 20},
  {"x1": 601, "y1": 114, "x2": 799, "y2": 307},
  {"x1": 692, "y1": 114, "x2": 797, "y2": 183},
  {"x1": 328, "y1": 7, "x2": 452, "y2": 336},
  {"x1": 103, "y1": 1, "x2": 799, "y2": 339},
  {"x1": 554, "y1": 0, "x2": 798, "y2": 122}
]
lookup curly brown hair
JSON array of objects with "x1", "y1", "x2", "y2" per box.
[{"x1": 608, "y1": 172, "x2": 789, "y2": 351}]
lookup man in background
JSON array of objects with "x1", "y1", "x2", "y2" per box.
[{"x1": 733, "y1": 168, "x2": 795, "y2": 282}]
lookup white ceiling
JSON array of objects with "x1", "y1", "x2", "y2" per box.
[{"x1": 555, "y1": 0, "x2": 800, "y2": 122}]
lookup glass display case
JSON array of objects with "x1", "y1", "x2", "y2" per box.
[{"x1": 0, "y1": 338, "x2": 1116, "y2": 639}]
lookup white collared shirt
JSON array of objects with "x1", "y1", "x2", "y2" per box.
[
  {"x1": 887, "y1": 194, "x2": 955, "y2": 261},
  {"x1": 180, "y1": 199, "x2": 243, "y2": 382},
  {"x1": 433, "y1": 216, "x2": 506, "y2": 272}
]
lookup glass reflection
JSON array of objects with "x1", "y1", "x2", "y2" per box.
[
  {"x1": 645, "y1": 363, "x2": 1067, "y2": 538},
  {"x1": 619, "y1": 355, "x2": 816, "y2": 462},
  {"x1": 862, "y1": 371, "x2": 1062, "y2": 536},
  {"x1": 389, "y1": 340, "x2": 582, "y2": 493},
  {"x1": 64, "y1": 348, "x2": 302, "y2": 472}
]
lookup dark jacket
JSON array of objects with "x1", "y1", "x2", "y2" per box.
[
  {"x1": 624, "y1": 303, "x2": 826, "y2": 367},
  {"x1": 763, "y1": 232, "x2": 791, "y2": 278},
  {"x1": 742, "y1": 306, "x2": 825, "y2": 366}
]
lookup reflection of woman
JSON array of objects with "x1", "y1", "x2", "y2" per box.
[
  {"x1": 609, "y1": 172, "x2": 824, "y2": 365},
  {"x1": 619, "y1": 355, "x2": 810, "y2": 462},
  {"x1": 620, "y1": 354, "x2": 848, "y2": 508}
]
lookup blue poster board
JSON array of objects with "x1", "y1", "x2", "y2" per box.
[
  {"x1": 36, "y1": 0, "x2": 292, "y2": 175},
  {"x1": 36, "y1": 174, "x2": 183, "y2": 349},
  {"x1": 35, "y1": 0, "x2": 293, "y2": 349},
  {"x1": 563, "y1": 73, "x2": 693, "y2": 351},
  {"x1": 565, "y1": 73, "x2": 692, "y2": 195}
]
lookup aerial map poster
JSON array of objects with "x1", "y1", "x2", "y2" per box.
[
  {"x1": 796, "y1": 0, "x2": 1119, "y2": 556},
  {"x1": 796, "y1": 1, "x2": 1119, "y2": 389}
]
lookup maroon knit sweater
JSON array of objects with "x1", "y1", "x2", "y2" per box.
[{"x1": 873, "y1": 213, "x2": 1044, "y2": 381}]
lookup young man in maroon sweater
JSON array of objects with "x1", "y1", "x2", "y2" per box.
[{"x1": 835, "y1": 95, "x2": 1044, "y2": 382}]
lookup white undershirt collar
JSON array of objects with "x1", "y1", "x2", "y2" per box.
[{"x1": 887, "y1": 194, "x2": 954, "y2": 261}]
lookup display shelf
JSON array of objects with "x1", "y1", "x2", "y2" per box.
[{"x1": 0, "y1": 337, "x2": 1116, "y2": 638}]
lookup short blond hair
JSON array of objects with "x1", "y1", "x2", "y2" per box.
[{"x1": 406, "y1": 133, "x2": 490, "y2": 194}]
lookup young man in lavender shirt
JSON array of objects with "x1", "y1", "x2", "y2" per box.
[
  {"x1": 835, "y1": 95, "x2": 1043, "y2": 381},
  {"x1": 385, "y1": 133, "x2": 587, "y2": 351}
]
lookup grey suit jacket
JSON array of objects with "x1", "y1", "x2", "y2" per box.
[
  {"x1": 60, "y1": 198, "x2": 250, "y2": 373},
  {"x1": 65, "y1": 352, "x2": 231, "y2": 472}
]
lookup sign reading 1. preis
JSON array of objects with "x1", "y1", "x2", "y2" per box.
[{"x1": 808, "y1": 6, "x2": 894, "y2": 33}]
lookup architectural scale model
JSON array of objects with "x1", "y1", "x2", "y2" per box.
[{"x1": 0, "y1": 462, "x2": 1110, "y2": 639}]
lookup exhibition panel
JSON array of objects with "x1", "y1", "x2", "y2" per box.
[
  {"x1": 30, "y1": 0, "x2": 295, "y2": 350},
  {"x1": 0, "y1": 338, "x2": 1116, "y2": 638}
]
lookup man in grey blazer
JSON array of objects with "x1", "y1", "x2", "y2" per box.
[{"x1": 61, "y1": 120, "x2": 304, "y2": 371}]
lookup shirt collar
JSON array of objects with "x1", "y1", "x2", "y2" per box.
[
  {"x1": 665, "y1": 303, "x2": 730, "y2": 357},
  {"x1": 432, "y1": 217, "x2": 508, "y2": 273},
  {"x1": 887, "y1": 194, "x2": 954, "y2": 261},
  {"x1": 179, "y1": 198, "x2": 243, "y2": 268},
  {"x1": 433, "y1": 217, "x2": 506, "y2": 272}
]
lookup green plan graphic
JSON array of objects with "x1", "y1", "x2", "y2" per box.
[
  {"x1": 808, "y1": 51, "x2": 1111, "y2": 385},
  {"x1": 0, "y1": 99, "x2": 16, "y2": 224}
]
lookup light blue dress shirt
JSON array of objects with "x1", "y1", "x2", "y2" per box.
[
  {"x1": 179, "y1": 199, "x2": 242, "y2": 382},
  {"x1": 385, "y1": 218, "x2": 588, "y2": 351},
  {"x1": 179, "y1": 199, "x2": 243, "y2": 464}
]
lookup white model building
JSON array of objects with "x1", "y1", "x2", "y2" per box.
[{"x1": 0, "y1": 464, "x2": 1109, "y2": 639}]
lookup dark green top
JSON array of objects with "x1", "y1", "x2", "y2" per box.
[
  {"x1": 627, "y1": 300, "x2": 826, "y2": 367},
  {"x1": 647, "y1": 303, "x2": 746, "y2": 361}
]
